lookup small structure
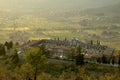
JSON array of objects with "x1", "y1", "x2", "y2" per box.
[{"x1": 49, "y1": 46, "x2": 70, "y2": 59}]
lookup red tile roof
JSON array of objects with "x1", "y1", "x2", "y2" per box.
[{"x1": 52, "y1": 46, "x2": 70, "y2": 51}]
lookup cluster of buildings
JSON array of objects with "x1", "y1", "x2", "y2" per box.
[{"x1": 21, "y1": 38, "x2": 114, "y2": 61}]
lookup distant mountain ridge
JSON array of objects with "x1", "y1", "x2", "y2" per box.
[
  {"x1": 0, "y1": 0, "x2": 120, "y2": 12},
  {"x1": 83, "y1": 2, "x2": 120, "y2": 15}
]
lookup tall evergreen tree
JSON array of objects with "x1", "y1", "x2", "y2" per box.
[
  {"x1": 15, "y1": 42, "x2": 19, "y2": 46},
  {"x1": 4, "y1": 41, "x2": 9, "y2": 49},
  {"x1": 102, "y1": 55, "x2": 107, "y2": 64},
  {"x1": 10, "y1": 49, "x2": 20, "y2": 67},
  {"x1": 0, "y1": 44, "x2": 6, "y2": 56},
  {"x1": 75, "y1": 45, "x2": 84, "y2": 66},
  {"x1": 97, "y1": 57, "x2": 101, "y2": 63},
  {"x1": 118, "y1": 51, "x2": 120, "y2": 66},
  {"x1": 4, "y1": 41, "x2": 13, "y2": 50},
  {"x1": 9, "y1": 41, "x2": 13, "y2": 49},
  {"x1": 90, "y1": 40, "x2": 93, "y2": 45},
  {"x1": 97, "y1": 40, "x2": 100, "y2": 45},
  {"x1": 67, "y1": 48, "x2": 75, "y2": 60},
  {"x1": 112, "y1": 56, "x2": 115, "y2": 65}
]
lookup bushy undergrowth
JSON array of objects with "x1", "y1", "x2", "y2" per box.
[{"x1": 0, "y1": 63, "x2": 120, "y2": 80}]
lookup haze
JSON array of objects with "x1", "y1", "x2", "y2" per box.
[{"x1": 0, "y1": 0, "x2": 120, "y2": 12}]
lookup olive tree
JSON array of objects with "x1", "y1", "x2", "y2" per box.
[{"x1": 24, "y1": 47, "x2": 47, "y2": 80}]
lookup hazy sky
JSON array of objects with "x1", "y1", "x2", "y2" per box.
[{"x1": 0, "y1": 0, "x2": 120, "y2": 11}]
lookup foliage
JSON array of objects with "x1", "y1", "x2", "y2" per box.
[
  {"x1": 9, "y1": 49, "x2": 20, "y2": 68},
  {"x1": 75, "y1": 45, "x2": 84, "y2": 66},
  {"x1": 15, "y1": 42, "x2": 19, "y2": 46},
  {"x1": 67, "y1": 48, "x2": 75, "y2": 60},
  {"x1": 119, "y1": 51, "x2": 120, "y2": 65},
  {"x1": 102, "y1": 55, "x2": 107, "y2": 64},
  {"x1": 24, "y1": 48, "x2": 46, "y2": 67},
  {"x1": 20, "y1": 63, "x2": 34, "y2": 80},
  {"x1": 112, "y1": 56, "x2": 115, "y2": 65},
  {"x1": 4, "y1": 41, "x2": 13, "y2": 50},
  {"x1": 0, "y1": 44, "x2": 120, "y2": 80},
  {"x1": 24, "y1": 47, "x2": 47, "y2": 80},
  {"x1": 0, "y1": 44, "x2": 6, "y2": 56}
]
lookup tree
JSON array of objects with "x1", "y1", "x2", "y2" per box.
[
  {"x1": 75, "y1": 45, "x2": 84, "y2": 66},
  {"x1": 9, "y1": 41, "x2": 13, "y2": 49},
  {"x1": 4, "y1": 41, "x2": 9, "y2": 47},
  {"x1": 9, "y1": 49, "x2": 20, "y2": 68},
  {"x1": 97, "y1": 40, "x2": 100, "y2": 45},
  {"x1": 4, "y1": 41, "x2": 13, "y2": 50},
  {"x1": 0, "y1": 65, "x2": 11, "y2": 80},
  {"x1": 0, "y1": 44, "x2": 6, "y2": 56},
  {"x1": 112, "y1": 56, "x2": 115, "y2": 65},
  {"x1": 25, "y1": 47, "x2": 46, "y2": 80},
  {"x1": 15, "y1": 42, "x2": 19, "y2": 46},
  {"x1": 39, "y1": 44, "x2": 49, "y2": 57},
  {"x1": 90, "y1": 40, "x2": 93, "y2": 45},
  {"x1": 101, "y1": 55, "x2": 107, "y2": 64},
  {"x1": 97, "y1": 57, "x2": 101, "y2": 63},
  {"x1": 118, "y1": 51, "x2": 120, "y2": 66},
  {"x1": 67, "y1": 48, "x2": 75, "y2": 60},
  {"x1": 20, "y1": 63, "x2": 34, "y2": 80},
  {"x1": 5, "y1": 41, "x2": 10, "y2": 50}
]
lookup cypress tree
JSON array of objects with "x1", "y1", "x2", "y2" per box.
[
  {"x1": 4, "y1": 41, "x2": 9, "y2": 49},
  {"x1": 102, "y1": 55, "x2": 107, "y2": 64},
  {"x1": 10, "y1": 49, "x2": 20, "y2": 68},
  {"x1": 112, "y1": 56, "x2": 115, "y2": 65},
  {"x1": 90, "y1": 40, "x2": 93, "y2": 45},
  {"x1": 119, "y1": 51, "x2": 120, "y2": 65},
  {"x1": 0, "y1": 44, "x2": 6, "y2": 56},
  {"x1": 75, "y1": 45, "x2": 84, "y2": 66},
  {"x1": 9, "y1": 41, "x2": 13, "y2": 49}
]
